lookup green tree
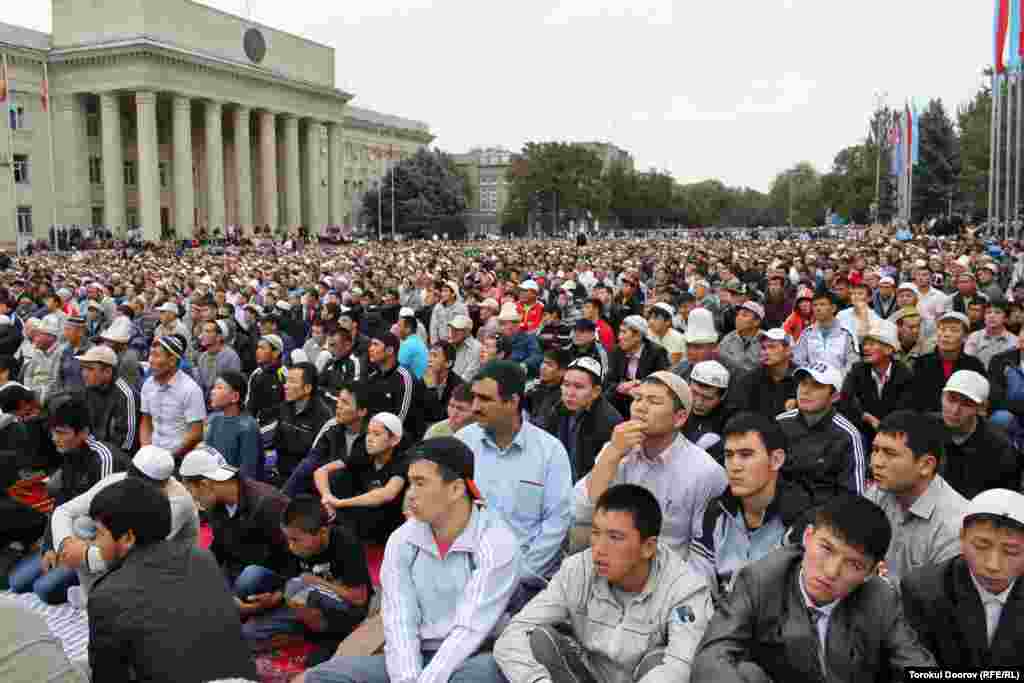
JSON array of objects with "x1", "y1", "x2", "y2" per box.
[
  {"x1": 769, "y1": 162, "x2": 823, "y2": 226},
  {"x1": 957, "y1": 84, "x2": 992, "y2": 221},
  {"x1": 361, "y1": 148, "x2": 468, "y2": 238},
  {"x1": 503, "y1": 142, "x2": 607, "y2": 234},
  {"x1": 911, "y1": 98, "x2": 959, "y2": 222}
]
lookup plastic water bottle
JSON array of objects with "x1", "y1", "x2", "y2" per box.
[{"x1": 265, "y1": 449, "x2": 279, "y2": 478}]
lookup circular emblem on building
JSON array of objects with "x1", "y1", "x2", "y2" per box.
[{"x1": 243, "y1": 28, "x2": 266, "y2": 64}]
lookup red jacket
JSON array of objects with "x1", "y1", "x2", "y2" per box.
[{"x1": 518, "y1": 301, "x2": 544, "y2": 332}]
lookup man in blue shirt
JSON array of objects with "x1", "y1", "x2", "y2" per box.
[
  {"x1": 397, "y1": 307, "x2": 428, "y2": 379},
  {"x1": 458, "y1": 360, "x2": 573, "y2": 613}
]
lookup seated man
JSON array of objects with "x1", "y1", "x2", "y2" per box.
[
  {"x1": 320, "y1": 412, "x2": 409, "y2": 545},
  {"x1": 290, "y1": 382, "x2": 370, "y2": 499},
  {"x1": 205, "y1": 370, "x2": 263, "y2": 481},
  {"x1": 179, "y1": 446, "x2": 297, "y2": 598},
  {"x1": 265, "y1": 362, "x2": 333, "y2": 484},
  {"x1": 682, "y1": 360, "x2": 733, "y2": 462},
  {"x1": 240, "y1": 495, "x2": 371, "y2": 662},
  {"x1": 424, "y1": 382, "x2": 476, "y2": 439},
  {"x1": 86, "y1": 478, "x2": 259, "y2": 682},
  {"x1": 866, "y1": 410, "x2": 967, "y2": 583},
  {"x1": 299, "y1": 437, "x2": 517, "y2": 683},
  {"x1": 495, "y1": 484, "x2": 712, "y2": 683},
  {"x1": 8, "y1": 393, "x2": 125, "y2": 605},
  {"x1": 692, "y1": 495, "x2": 936, "y2": 681},
  {"x1": 579, "y1": 371, "x2": 727, "y2": 557},
  {"x1": 901, "y1": 488, "x2": 1024, "y2": 669},
  {"x1": 524, "y1": 348, "x2": 572, "y2": 426},
  {"x1": 690, "y1": 412, "x2": 812, "y2": 601}
]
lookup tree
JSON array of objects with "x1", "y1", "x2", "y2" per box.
[
  {"x1": 360, "y1": 148, "x2": 468, "y2": 238},
  {"x1": 503, "y1": 142, "x2": 607, "y2": 234},
  {"x1": 957, "y1": 84, "x2": 992, "y2": 221},
  {"x1": 912, "y1": 98, "x2": 960, "y2": 222},
  {"x1": 769, "y1": 162, "x2": 823, "y2": 226}
]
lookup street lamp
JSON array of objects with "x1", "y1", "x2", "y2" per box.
[{"x1": 872, "y1": 89, "x2": 888, "y2": 224}]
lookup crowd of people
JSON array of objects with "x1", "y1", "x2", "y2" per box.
[{"x1": 1, "y1": 224, "x2": 1023, "y2": 682}]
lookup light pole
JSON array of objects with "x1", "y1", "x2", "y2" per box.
[
  {"x1": 788, "y1": 169, "x2": 794, "y2": 228},
  {"x1": 872, "y1": 90, "x2": 887, "y2": 224}
]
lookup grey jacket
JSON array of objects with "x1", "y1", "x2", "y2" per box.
[
  {"x1": 692, "y1": 545, "x2": 936, "y2": 683},
  {"x1": 494, "y1": 543, "x2": 712, "y2": 683},
  {"x1": 429, "y1": 301, "x2": 468, "y2": 344}
]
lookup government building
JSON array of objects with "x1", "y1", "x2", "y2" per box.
[{"x1": 0, "y1": 0, "x2": 434, "y2": 245}]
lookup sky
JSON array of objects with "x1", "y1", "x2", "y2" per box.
[{"x1": 2, "y1": 0, "x2": 994, "y2": 192}]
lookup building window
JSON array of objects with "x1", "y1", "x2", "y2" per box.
[
  {"x1": 123, "y1": 161, "x2": 137, "y2": 187},
  {"x1": 8, "y1": 106, "x2": 26, "y2": 131},
  {"x1": 16, "y1": 206, "x2": 32, "y2": 235},
  {"x1": 89, "y1": 156, "x2": 103, "y2": 185},
  {"x1": 12, "y1": 155, "x2": 29, "y2": 184},
  {"x1": 126, "y1": 208, "x2": 138, "y2": 229},
  {"x1": 159, "y1": 162, "x2": 169, "y2": 188},
  {"x1": 86, "y1": 113, "x2": 100, "y2": 138},
  {"x1": 91, "y1": 206, "x2": 104, "y2": 226}
]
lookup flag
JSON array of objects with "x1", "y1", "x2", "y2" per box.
[
  {"x1": 997, "y1": 0, "x2": 1011, "y2": 74},
  {"x1": 40, "y1": 75, "x2": 48, "y2": 113},
  {"x1": 910, "y1": 101, "x2": 920, "y2": 165},
  {"x1": 1011, "y1": 0, "x2": 1021, "y2": 71},
  {"x1": 0, "y1": 57, "x2": 7, "y2": 103}
]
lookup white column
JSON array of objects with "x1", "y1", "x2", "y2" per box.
[
  {"x1": 135, "y1": 90, "x2": 161, "y2": 242},
  {"x1": 283, "y1": 114, "x2": 301, "y2": 230},
  {"x1": 172, "y1": 95, "x2": 194, "y2": 238},
  {"x1": 204, "y1": 100, "x2": 225, "y2": 234},
  {"x1": 99, "y1": 93, "x2": 126, "y2": 234},
  {"x1": 303, "y1": 119, "x2": 323, "y2": 234},
  {"x1": 258, "y1": 110, "x2": 278, "y2": 231},
  {"x1": 233, "y1": 105, "x2": 253, "y2": 235},
  {"x1": 327, "y1": 121, "x2": 343, "y2": 227}
]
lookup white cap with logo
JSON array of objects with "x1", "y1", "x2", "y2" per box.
[
  {"x1": 964, "y1": 489, "x2": 1024, "y2": 529},
  {"x1": 794, "y1": 362, "x2": 843, "y2": 392},
  {"x1": 943, "y1": 370, "x2": 989, "y2": 405}
]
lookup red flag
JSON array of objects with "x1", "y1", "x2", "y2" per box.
[
  {"x1": 997, "y1": 0, "x2": 1010, "y2": 74},
  {"x1": 0, "y1": 59, "x2": 7, "y2": 104},
  {"x1": 40, "y1": 76, "x2": 48, "y2": 112}
]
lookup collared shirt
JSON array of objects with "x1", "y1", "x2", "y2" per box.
[
  {"x1": 648, "y1": 328, "x2": 687, "y2": 359},
  {"x1": 382, "y1": 505, "x2": 519, "y2": 683},
  {"x1": 718, "y1": 330, "x2": 763, "y2": 374},
  {"x1": 457, "y1": 421, "x2": 573, "y2": 581},
  {"x1": 792, "y1": 321, "x2": 857, "y2": 379},
  {"x1": 871, "y1": 361, "x2": 892, "y2": 398},
  {"x1": 576, "y1": 434, "x2": 727, "y2": 556},
  {"x1": 452, "y1": 336, "x2": 481, "y2": 382},
  {"x1": 970, "y1": 571, "x2": 1017, "y2": 645},
  {"x1": 141, "y1": 369, "x2": 207, "y2": 451},
  {"x1": 798, "y1": 567, "x2": 838, "y2": 674},
  {"x1": 865, "y1": 476, "x2": 967, "y2": 583},
  {"x1": 627, "y1": 349, "x2": 643, "y2": 380},
  {"x1": 964, "y1": 328, "x2": 1019, "y2": 370},
  {"x1": 917, "y1": 287, "x2": 951, "y2": 322}
]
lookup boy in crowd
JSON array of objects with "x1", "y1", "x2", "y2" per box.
[
  {"x1": 241, "y1": 495, "x2": 371, "y2": 665},
  {"x1": 205, "y1": 370, "x2": 263, "y2": 481}
]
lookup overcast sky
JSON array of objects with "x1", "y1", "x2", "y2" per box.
[{"x1": 3, "y1": 0, "x2": 993, "y2": 192}]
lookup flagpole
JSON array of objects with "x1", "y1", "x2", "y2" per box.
[
  {"x1": 2, "y1": 53, "x2": 17, "y2": 252},
  {"x1": 43, "y1": 59, "x2": 56, "y2": 244},
  {"x1": 390, "y1": 144, "x2": 395, "y2": 241},
  {"x1": 1016, "y1": 68, "x2": 1023, "y2": 237},
  {"x1": 995, "y1": 73, "x2": 1004, "y2": 233},
  {"x1": 1006, "y1": 76, "x2": 1014, "y2": 238},
  {"x1": 990, "y1": 72, "x2": 998, "y2": 229}
]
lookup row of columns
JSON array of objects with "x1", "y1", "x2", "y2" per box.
[{"x1": 96, "y1": 90, "x2": 346, "y2": 241}]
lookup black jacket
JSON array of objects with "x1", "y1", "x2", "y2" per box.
[
  {"x1": 320, "y1": 352, "x2": 368, "y2": 396},
  {"x1": 88, "y1": 541, "x2": 259, "y2": 683},
  {"x1": 604, "y1": 338, "x2": 670, "y2": 416},
  {"x1": 208, "y1": 476, "x2": 297, "y2": 580},
  {"x1": 246, "y1": 362, "x2": 284, "y2": 426},
  {"x1": 43, "y1": 439, "x2": 125, "y2": 553},
  {"x1": 84, "y1": 377, "x2": 140, "y2": 454},
  {"x1": 989, "y1": 347, "x2": 1024, "y2": 417},
  {"x1": 525, "y1": 381, "x2": 562, "y2": 426},
  {"x1": 776, "y1": 407, "x2": 866, "y2": 504},
  {"x1": 727, "y1": 365, "x2": 797, "y2": 419},
  {"x1": 539, "y1": 395, "x2": 623, "y2": 481},
  {"x1": 901, "y1": 555, "x2": 1024, "y2": 669},
  {"x1": 271, "y1": 396, "x2": 334, "y2": 479},
  {"x1": 692, "y1": 545, "x2": 936, "y2": 683},
  {"x1": 840, "y1": 359, "x2": 915, "y2": 438},
  {"x1": 0, "y1": 323, "x2": 22, "y2": 357},
  {"x1": 911, "y1": 351, "x2": 986, "y2": 413},
  {"x1": 423, "y1": 372, "x2": 464, "y2": 425},
  {"x1": 366, "y1": 362, "x2": 427, "y2": 444},
  {"x1": 938, "y1": 417, "x2": 1020, "y2": 499}
]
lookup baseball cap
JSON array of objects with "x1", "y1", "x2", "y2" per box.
[
  {"x1": 897, "y1": 282, "x2": 919, "y2": 295},
  {"x1": 372, "y1": 332, "x2": 401, "y2": 352},
  {"x1": 762, "y1": 328, "x2": 791, "y2": 345},
  {"x1": 794, "y1": 362, "x2": 843, "y2": 392},
  {"x1": 37, "y1": 315, "x2": 61, "y2": 337},
  {"x1": 863, "y1": 320, "x2": 899, "y2": 350},
  {"x1": 65, "y1": 316, "x2": 86, "y2": 327},
  {"x1": 0, "y1": 382, "x2": 35, "y2": 411},
  {"x1": 649, "y1": 302, "x2": 675, "y2": 320},
  {"x1": 370, "y1": 412, "x2": 404, "y2": 439},
  {"x1": 891, "y1": 306, "x2": 921, "y2": 323},
  {"x1": 518, "y1": 279, "x2": 539, "y2": 292},
  {"x1": 275, "y1": 300, "x2": 292, "y2": 312},
  {"x1": 943, "y1": 370, "x2": 989, "y2": 405},
  {"x1": 964, "y1": 489, "x2": 1024, "y2": 529},
  {"x1": 690, "y1": 360, "x2": 730, "y2": 390},
  {"x1": 76, "y1": 345, "x2": 118, "y2": 366},
  {"x1": 406, "y1": 437, "x2": 481, "y2": 499},
  {"x1": 179, "y1": 446, "x2": 237, "y2": 482},
  {"x1": 258, "y1": 334, "x2": 284, "y2": 353},
  {"x1": 157, "y1": 335, "x2": 185, "y2": 359},
  {"x1": 739, "y1": 301, "x2": 764, "y2": 320},
  {"x1": 566, "y1": 356, "x2": 603, "y2": 382},
  {"x1": 157, "y1": 302, "x2": 179, "y2": 315},
  {"x1": 131, "y1": 445, "x2": 174, "y2": 482},
  {"x1": 574, "y1": 318, "x2": 597, "y2": 332},
  {"x1": 621, "y1": 315, "x2": 648, "y2": 336},
  {"x1": 643, "y1": 371, "x2": 692, "y2": 412},
  {"x1": 938, "y1": 311, "x2": 971, "y2": 329},
  {"x1": 399, "y1": 307, "x2": 416, "y2": 319},
  {"x1": 879, "y1": 276, "x2": 896, "y2": 286},
  {"x1": 448, "y1": 315, "x2": 473, "y2": 331}
]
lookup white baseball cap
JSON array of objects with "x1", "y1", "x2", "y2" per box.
[
  {"x1": 938, "y1": 311, "x2": 971, "y2": 329},
  {"x1": 691, "y1": 360, "x2": 730, "y2": 390},
  {"x1": 370, "y1": 412, "x2": 404, "y2": 439},
  {"x1": 863, "y1": 320, "x2": 899, "y2": 350},
  {"x1": 794, "y1": 362, "x2": 843, "y2": 392},
  {"x1": 621, "y1": 315, "x2": 648, "y2": 336},
  {"x1": 448, "y1": 315, "x2": 473, "y2": 331},
  {"x1": 566, "y1": 356, "x2": 603, "y2": 382},
  {"x1": 739, "y1": 301, "x2": 765, "y2": 320},
  {"x1": 399, "y1": 307, "x2": 416, "y2": 319},
  {"x1": 179, "y1": 446, "x2": 237, "y2": 482},
  {"x1": 156, "y1": 302, "x2": 179, "y2": 315},
  {"x1": 131, "y1": 445, "x2": 174, "y2": 482},
  {"x1": 964, "y1": 489, "x2": 1024, "y2": 529},
  {"x1": 762, "y1": 328, "x2": 791, "y2": 345},
  {"x1": 76, "y1": 345, "x2": 118, "y2": 366},
  {"x1": 943, "y1": 370, "x2": 989, "y2": 405},
  {"x1": 518, "y1": 279, "x2": 539, "y2": 292}
]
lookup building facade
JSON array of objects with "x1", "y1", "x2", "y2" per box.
[
  {"x1": 0, "y1": 0, "x2": 432, "y2": 245},
  {"x1": 453, "y1": 146, "x2": 512, "y2": 236}
]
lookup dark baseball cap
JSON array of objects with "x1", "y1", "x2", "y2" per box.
[
  {"x1": 407, "y1": 437, "x2": 480, "y2": 499},
  {"x1": 574, "y1": 318, "x2": 597, "y2": 332}
]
